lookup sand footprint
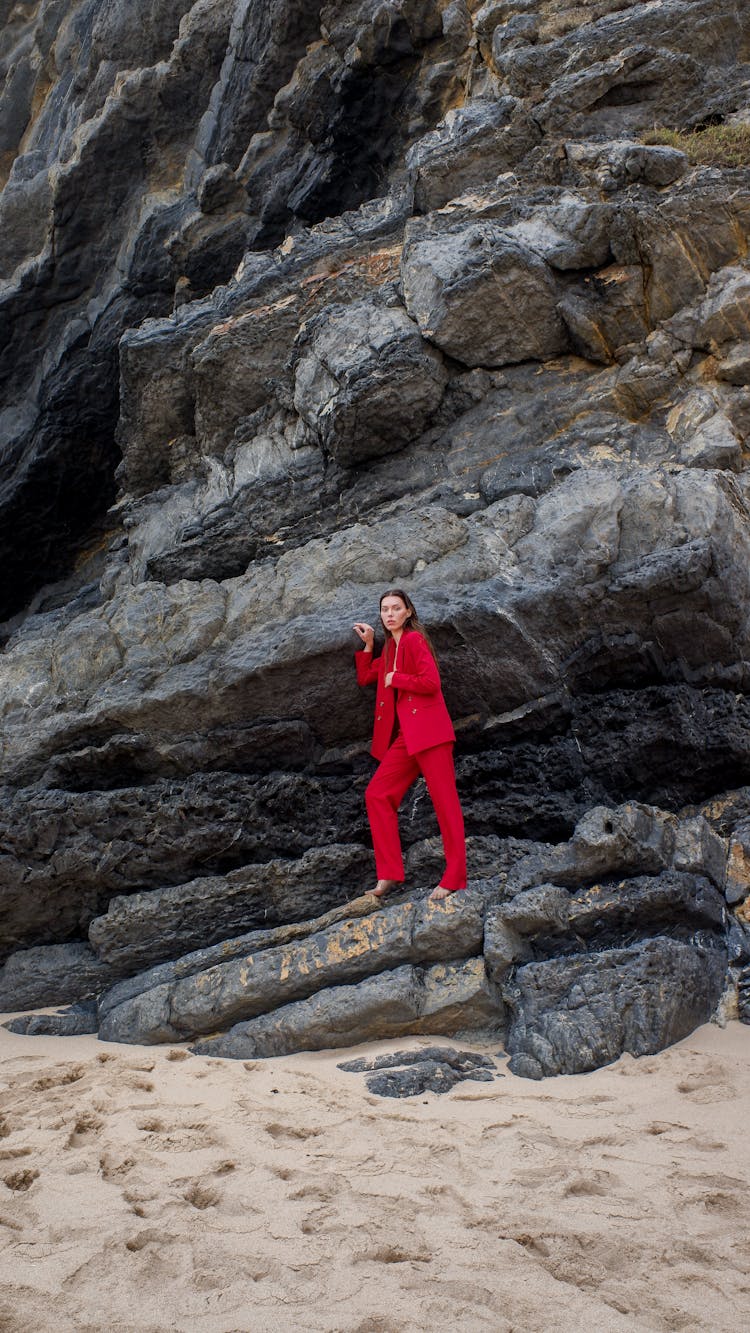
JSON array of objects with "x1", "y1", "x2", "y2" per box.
[
  {"x1": 265, "y1": 1121, "x2": 321, "y2": 1144},
  {"x1": 562, "y1": 1168, "x2": 622, "y2": 1198},
  {"x1": 65, "y1": 1110, "x2": 104, "y2": 1148},
  {"x1": 2, "y1": 1167, "x2": 39, "y2": 1192},
  {"x1": 183, "y1": 1180, "x2": 222, "y2": 1210}
]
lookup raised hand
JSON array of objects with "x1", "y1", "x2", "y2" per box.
[{"x1": 353, "y1": 621, "x2": 375, "y2": 650}]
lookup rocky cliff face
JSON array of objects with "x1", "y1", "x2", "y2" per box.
[{"x1": 3, "y1": 0, "x2": 750, "y2": 1073}]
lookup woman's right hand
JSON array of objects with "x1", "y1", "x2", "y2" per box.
[{"x1": 353, "y1": 621, "x2": 375, "y2": 650}]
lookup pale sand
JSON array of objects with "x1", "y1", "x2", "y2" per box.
[{"x1": 1, "y1": 1020, "x2": 749, "y2": 1333}]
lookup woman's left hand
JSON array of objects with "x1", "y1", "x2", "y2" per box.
[{"x1": 385, "y1": 671, "x2": 394, "y2": 687}]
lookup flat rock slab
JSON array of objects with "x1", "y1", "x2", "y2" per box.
[
  {"x1": 97, "y1": 889, "x2": 389, "y2": 1019},
  {"x1": 4, "y1": 1001, "x2": 98, "y2": 1037},
  {"x1": 192, "y1": 957, "x2": 504, "y2": 1059},
  {"x1": 339, "y1": 1044, "x2": 498, "y2": 1098},
  {"x1": 100, "y1": 891, "x2": 487, "y2": 1045},
  {"x1": 88, "y1": 843, "x2": 364, "y2": 972}
]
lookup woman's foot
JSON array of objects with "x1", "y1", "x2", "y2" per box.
[
  {"x1": 369, "y1": 879, "x2": 399, "y2": 899},
  {"x1": 429, "y1": 885, "x2": 453, "y2": 902}
]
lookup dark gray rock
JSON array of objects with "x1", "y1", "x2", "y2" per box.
[
  {"x1": 738, "y1": 963, "x2": 750, "y2": 1023},
  {"x1": 401, "y1": 218, "x2": 568, "y2": 367},
  {"x1": 565, "y1": 141, "x2": 688, "y2": 193},
  {"x1": 338, "y1": 1044, "x2": 495, "y2": 1075},
  {"x1": 408, "y1": 100, "x2": 541, "y2": 211},
  {"x1": 505, "y1": 937, "x2": 728, "y2": 1079},
  {"x1": 88, "y1": 844, "x2": 365, "y2": 973},
  {"x1": 504, "y1": 802, "x2": 727, "y2": 896},
  {"x1": 191, "y1": 956, "x2": 504, "y2": 1058},
  {"x1": 4, "y1": 1001, "x2": 98, "y2": 1038},
  {"x1": 293, "y1": 292, "x2": 448, "y2": 463},
  {"x1": 339, "y1": 1043, "x2": 497, "y2": 1098},
  {"x1": 0, "y1": 943, "x2": 118, "y2": 1012},
  {"x1": 364, "y1": 1062, "x2": 494, "y2": 1098},
  {"x1": 2, "y1": 0, "x2": 750, "y2": 1076},
  {"x1": 0, "y1": 774, "x2": 367, "y2": 959}
]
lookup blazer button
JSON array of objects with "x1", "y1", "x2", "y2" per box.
[{"x1": 412, "y1": 708, "x2": 417, "y2": 714}]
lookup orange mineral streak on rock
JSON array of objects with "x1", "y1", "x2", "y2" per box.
[{"x1": 728, "y1": 837, "x2": 750, "y2": 911}]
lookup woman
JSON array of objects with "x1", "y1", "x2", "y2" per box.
[{"x1": 353, "y1": 589, "x2": 467, "y2": 903}]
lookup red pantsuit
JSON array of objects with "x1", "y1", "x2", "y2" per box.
[{"x1": 355, "y1": 629, "x2": 467, "y2": 892}]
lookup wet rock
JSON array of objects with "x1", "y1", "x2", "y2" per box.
[
  {"x1": 191, "y1": 957, "x2": 503, "y2": 1058},
  {"x1": 505, "y1": 937, "x2": 728, "y2": 1079},
  {"x1": 100, "y1": 891, "x2": 486, "y2": 1044}
]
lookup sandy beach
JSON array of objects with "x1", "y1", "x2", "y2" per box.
[{"x1": 1, "y1": 1019, "x2": 749, "y2": 1332}]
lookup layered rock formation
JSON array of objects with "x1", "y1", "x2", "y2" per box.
[{"x1": 3, "y1": 0, "x2": 750, "y2": 1074}]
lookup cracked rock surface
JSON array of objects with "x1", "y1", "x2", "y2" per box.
[{"x1": 3, "y1": 1, "x2": 750, "y2": 1074}]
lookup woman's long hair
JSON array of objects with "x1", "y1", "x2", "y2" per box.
[{"x1": 379, "y1": 589, "x2": 438, "y2": 660}]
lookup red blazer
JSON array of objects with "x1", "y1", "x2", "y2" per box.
[{"x1": 355, "y1": 628, "x2": 456, "y2": 760}]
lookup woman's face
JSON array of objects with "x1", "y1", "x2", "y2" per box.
[{"x1": 380, "y1": 596, "x2": 411, "y2": 633}]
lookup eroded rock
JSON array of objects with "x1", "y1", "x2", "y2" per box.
[
  {"x1": 505, "y1": 937, "x2": 727, "y2": 1079},
  {"x1": 293, "y1": 292, "x2": 448, "y2": 463},
  {"x1": 191, "y1": 957, "x2": 503, "y2": 1058}
]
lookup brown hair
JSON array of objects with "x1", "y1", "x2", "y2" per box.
[{"x1": 379, "y1": 589, "x2": 438, "y2": 660}]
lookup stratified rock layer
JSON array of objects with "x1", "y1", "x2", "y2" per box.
[{"x1": 3, "y1": 1, "x2": 750, "y2": 1072}]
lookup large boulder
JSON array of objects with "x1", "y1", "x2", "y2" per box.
[
  {"x1": 293, "y1": 293, "x2": 448, "y2": 463},
  {"x1": 401, "y1": 219, "x2": 568, "y2": 367},
  {"x1": 505, "y1": 937, "x2": 728, "y2": 1079}
]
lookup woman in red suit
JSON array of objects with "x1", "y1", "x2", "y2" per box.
[{"x1": 353, "y1": 589, "x2": 467, "y2": 902}]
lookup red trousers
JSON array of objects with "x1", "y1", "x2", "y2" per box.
[{"x1": 365, "y1": 735, "x2": 467, "y2": 890}]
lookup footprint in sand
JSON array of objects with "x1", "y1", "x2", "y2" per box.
[
  {"x1": 562, "y1": 1169, "x2": 622, "y2": 1198},
  {"x1": 676, "y1": 1076, "x2": 735, "y2": 1103},
  {"x1": 2, "y1": 1167, "x2": 39, "y2": 1192},
  {"x1": 30, "y1": 1066, "x2": 85, "y2": 1092},
  {"x1": 288, "y1": 1173, "x2": 340, "y2": 1203},
  {"x1": 264, "y1": 1121, "x2": 321, "y2": 1144},
  {"x1": 183, "y1": 1181, "x2": 222, "y2": 1210},
  {"x1": 65, "y1": 1110, "x2": 103, "y2": 1148},
  {"x1": 99, "y1": 1150, "x2": 136, "y2": 1180}
]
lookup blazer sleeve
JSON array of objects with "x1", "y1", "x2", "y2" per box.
[
  {"x1": 355, "y1": 649, "x2": 380, "y2": 687},
  {"x1": 390, "y1": 634, "x2": 440, "y2": 695}
]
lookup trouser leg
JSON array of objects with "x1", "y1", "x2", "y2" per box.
[
  {"x1": 365, "y1": 736, "x2": 420, "y2": 881},
  {"x1": 417, "y1": 743, "x2": 467, "y2": 890}
]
